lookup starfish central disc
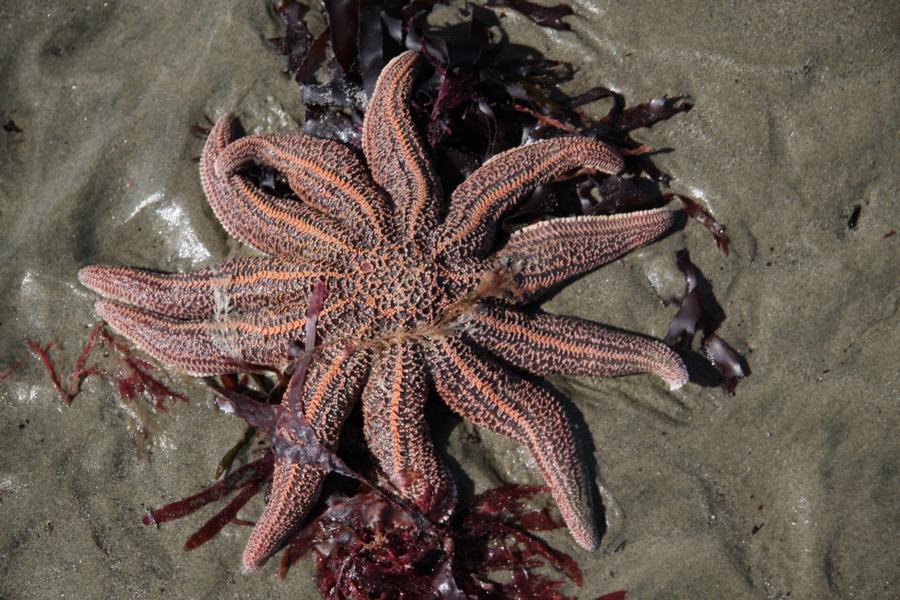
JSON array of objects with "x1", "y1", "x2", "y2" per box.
[{"x1": 353, "y1": 240, "x2": 462, "y2": 333}]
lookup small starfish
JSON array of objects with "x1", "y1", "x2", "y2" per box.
[{"x1": 79, "y1": 51, "x2": 687, "y2": 570}]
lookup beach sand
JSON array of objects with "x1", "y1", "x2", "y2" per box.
[{"x1": 0, "y1": 1, "x2": 897, "y2": 598}]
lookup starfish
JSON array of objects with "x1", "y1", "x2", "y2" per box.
[{"x1": 78, "y1": 51, "x2": 687, "y2": 570}]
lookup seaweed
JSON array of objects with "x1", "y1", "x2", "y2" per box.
[
  {"x1": 264, "y1": 0, "x2": 723, "y2": 258},
  {"x1": 271, "y1": 0, "x2": 694, "y2": 191},
  {"x1": 142, "y1": 451, "x2": 275, "y2": 550},
  {"x1": 700, "y1": 334, "x2": 750, "y2": 395},
  {"x1": 455, "y1": 484, "x2": 583, "y2": 597},
  {"x1": 485, "y1": 0, "x2": 574, "y2": 31},
  {"x1": 106, "y1": 334, "x2": 188, "y2": 413},
  {"x1": 665, "y1": 192, "x2": 729, "y2": 256},
  {"x1": 24, "y1": 323, "x2": 186, "y2": 410},
  {"x1": 596, "y1": 95, "x2": 694, "y2": 137},
  {"x1": 270, "y1": 0, "x2": 329, "y2": 83},
  {"x1": 665, "y1": 250, "x2": 749, "y2": 394},
  {"x1": 277, "y1": 483, "x2": 596, "y2": 599},
  {"x1": 24, "y1": 324, "x2": 106, "y2": 405},
  {"x1": 0, "y1": 361, "x2": 22, "y2": 384}
]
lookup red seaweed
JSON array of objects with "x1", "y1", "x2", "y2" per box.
[
  {"x1": 25, "y1": 323, "x2": 186, "y2": 410},
  {"x1": 0, "y1": 361, "x2": 22, "y2": 384},
  {"x1": 664, "y1": 192, "x2": 730, "y2": 255},
  {"x1": 276, "y1": 483, "x2": 596, "y2": 599},
  {"x1": 143, "y1": 451, "x2": 275, "y2": 551},
  {"x1": 137, "y1": 277, "x2": 592, "y2": 596},
  {"x1": 189, "y1": 115, "x2": 214, "y2": 138},
  {"x1": 24, "y1": 324, "x2": 105, "y2": 405},
  {"x1": 184, "y1": 481, "x2": 266, "y2": 550},
  {"x1": 143, "y1": 453, "x2": 274, "y2": 527},
  {"x1": 99, "y1": 328, "x2": 187, "y2": 411}
]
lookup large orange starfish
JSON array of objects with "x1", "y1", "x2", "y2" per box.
[{"x1": 79, "y1": 51, "x2": 687, "y2": 570}]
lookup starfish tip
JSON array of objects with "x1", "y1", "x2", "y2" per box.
[
  {"x1": 93, "y1": 298, "x2": 112, "y2": 319},
  {"x1": 570, "y1": 519, "x2": 600, "y2": 551},
  {"x1": 666, "y1": 362, "x2": 690, "y2": 391},
  {"x1": 241, "y1": 549, "x2": 266, "y2": 573},
  {"x1": 76, "y1": 264, "x2": 101, "y2": 291},
  {"x1": 668, "y1": 378, "x2": 687, "y2": 391}
]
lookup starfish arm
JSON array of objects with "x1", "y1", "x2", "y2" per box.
[
  {"x1": 464, "y1": 305, "x2": 688, "y2": 390},
  {"x1": 361, "y1": 342, "x2": 456, "y2": 519},
  {"x1": 78, "y1": 258, "x2": 352, "y2": 320},
  {"x1": 214, "y1": 132, "x2": 394, "y2": 243},
  {"x1": 243, "y1": 345, "x2": 370, "y2": 571},
  {"x1": 245, "y1": 460, "x2": 323, "y2": 569},
  {"x1": 94, "y1": 295, "x2": 362, "y2": 376},
  {"x1": 361, "y1": 51, "x2": 442, "y2": 238},
  {"x1": 433, "y1": 137, "x2": 623, "y2": 258},
  {"x1": 201, "y1": 116, "x2": 365, "y2": 258},
  {"x1": 495, "y1": 208, "x2": 676, "y2": 298},
  {"x1": 426, "y1": 336, "x2": 599, "y2": 550}
]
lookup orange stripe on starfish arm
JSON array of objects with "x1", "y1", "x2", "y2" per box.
[
  {"x1": 427, "y1": 337, "x2": 599, "y2": 550},
  {"x1": 302, "y1": 346, "x2": 356, "y2": 421},
  {"x1": 242, "y1": 346, "x2": 370, "y2": 570},
  {"x1": 200, "y1": 116, "x2": 364, "y2": 259},
  {"x1": 362, "y1": 51, "x2": 442, "y2": 238},
  {"x1": 242, "y1": 461, "x2": 326, "y2": 572},
  {"x1": 435, "y1": 136, "x2": 623, "y2": 256},
  {"x1": 230, "y1": 177, "x2": 358, "y2": 253},
  {"x1": 95, "y1": 295, "x2": 362, "y2": 375},
  {"x1": 360, "y1": 342, "x2": 456, "y2": 518},
  {"x1": 216, "y1": 134, "x2": 392, "y2": 240},
  {"x1": 498, "y1": 208, "x2": 675, "y2": 298},
  {"x1": 466, "y1": 306, "x2": 688, "y2": 390},
  {"x1": 200, "y1": 117, "x2": 308, "y2": 258},
  {"x1": 78, "y1": 259, "x2": 350, "y2": 321},
  {"x1": 389, "y1": 351, "x2": 407, "y2": 471},
  {"x1": 204, "y1": 316, "x2": 307, "y2": 338},
  {"x1": 95, "y1": 300, "x2": 252, "y2": 375}
]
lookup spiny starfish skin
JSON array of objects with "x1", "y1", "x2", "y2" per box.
[{"x1": 78, "y1": 51, "x2": 688, "y2": 570}]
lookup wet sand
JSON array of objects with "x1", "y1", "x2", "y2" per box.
[{"x1": 1, "y1": 2, "x2": 897, "y2": 598}]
